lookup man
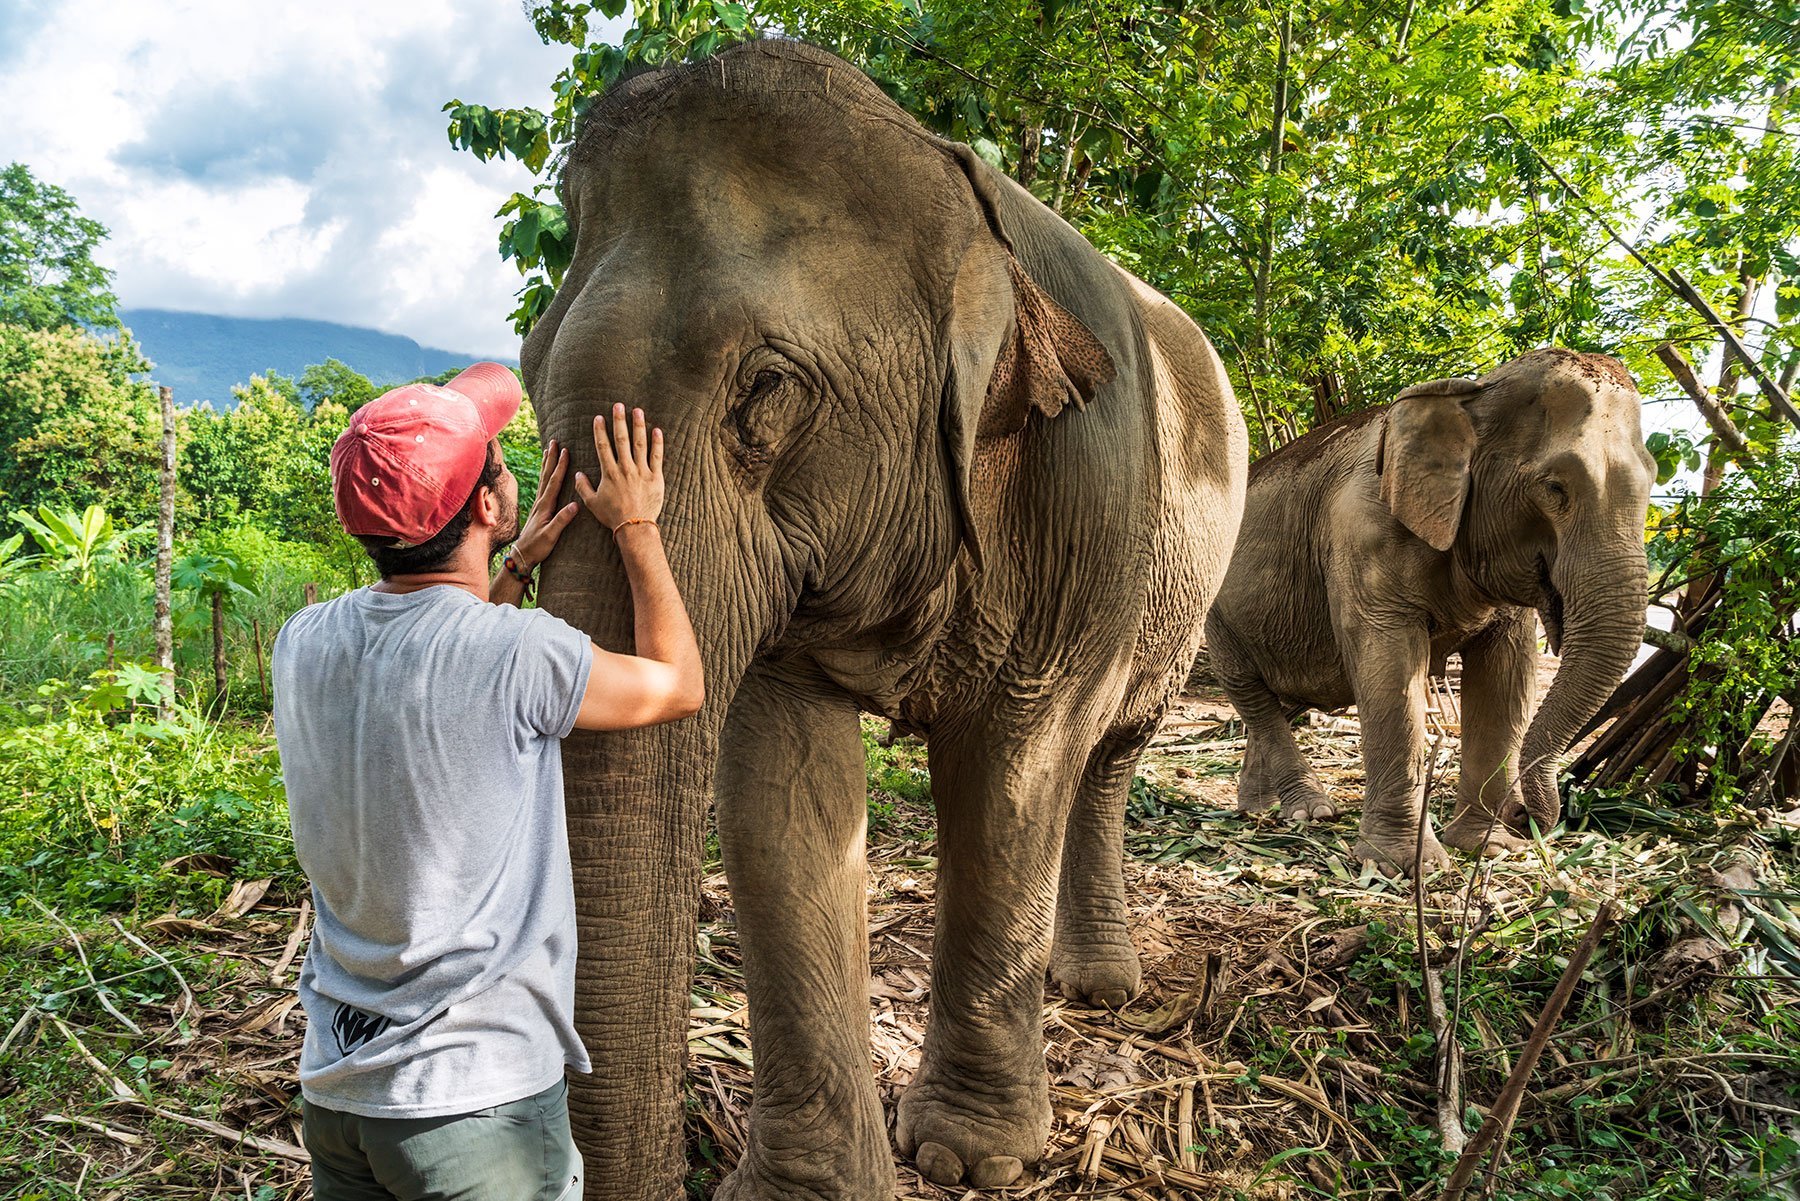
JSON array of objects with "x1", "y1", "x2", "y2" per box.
[{"x1": 272, "y1": 362, "x2": 703, "y2": 1200}]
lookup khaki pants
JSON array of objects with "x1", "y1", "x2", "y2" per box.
[{"x1": 302, "y1": 1077, "x2": 582, "y2": 1201}]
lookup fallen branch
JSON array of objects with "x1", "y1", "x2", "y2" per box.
[
  {"x1": 1423, "y1": 966, "x2": 1467, "y2": 1154},
  {"x1": 112, "y1": 1100, "x2": 311, "y2": 1163},
  {"x1": 40, "y1": 1112, "x2": 144, "y2": 1147},
  {"x1": 112, "y1": 917, "x2": 196, "y2": 1029},
  {"x1": 1530, "y1": 1050, "x2": 1793, "y2": 1105},
  {"x1": 30, "y1": 897, "x2": 143, "y2": 1036},
  {"x1": 1177, "y1": 1081, "x2": 1197, "y2": 1170},
  {"x1": 1439, "y1": 901, "x2": 1618, "y2": 1201},
  {"x1": 1641, "y1": 624, "x2": 1697, "y2": 655},
  {"x1": 1655, "y1": 342, "x2": 1750, "y2": 457},
  {"x1": 0, "y1": 1007, "x2": 38, "y2": 1062}
]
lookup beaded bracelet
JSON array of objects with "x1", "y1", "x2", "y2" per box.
[
  {"x1": 612, "y1": 517, "x2": 656, "y2": 535},
  {"x1": 501, "y1": 550, "x2": 537, "y2": 599}
]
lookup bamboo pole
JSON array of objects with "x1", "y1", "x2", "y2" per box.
[{"x1": 1439, "y1": 903, "x2": 1617, "y2": 1201}]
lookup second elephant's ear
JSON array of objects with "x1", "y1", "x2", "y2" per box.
[{"x1": 1375, "y1": 377, "x2": 1481, "y2": 552}]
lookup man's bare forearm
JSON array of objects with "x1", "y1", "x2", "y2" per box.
[{"x1": 616, "y1": 524, "x2": 703, "y2": 693}]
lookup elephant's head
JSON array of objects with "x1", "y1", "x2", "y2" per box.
[
  {"x1": 516, "y1": 41, "x2": 1112, "y2": 1192},
  {"x1": 1376, "y1": 347, "x2": 1655, "y2": 832}
]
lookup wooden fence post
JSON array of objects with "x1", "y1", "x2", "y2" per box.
[
  {"x1": 154, "y1": 385, "x2": 176, "y2": 714},
  {"x1": 303, "y1": 582, "x2": 319, "y2": 607}
]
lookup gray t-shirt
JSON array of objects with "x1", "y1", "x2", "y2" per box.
[{"x1": 273, "y1": 585, "x2": 595, "y2": 1119}]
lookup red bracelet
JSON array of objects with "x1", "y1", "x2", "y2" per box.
[{"x1": 612, "y1": 517, "x2": 656, "y2": 535}]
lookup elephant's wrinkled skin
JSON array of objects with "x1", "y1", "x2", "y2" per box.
[
  {"x1": 520, "y1": 42, "x2": 1247, "y2": 1201},
  {"x1": 1205, "y1": 349, "x2": 1655, "y2": 874}
]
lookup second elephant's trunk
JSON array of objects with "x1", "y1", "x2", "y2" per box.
[{"x1": 1519, "y1": 535, "x2": 1648, "y2": 831}]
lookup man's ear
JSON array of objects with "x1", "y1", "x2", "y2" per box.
[
  {"x1": 937, "y1": 141, "x2": 1115, "y2": 568},
  {"x1": 1374, "y1": 377, "x2": 1481, "y2": 552}
]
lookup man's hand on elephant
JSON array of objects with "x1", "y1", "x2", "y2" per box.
[
  {"x1": 513, "y1": 440, "x2": 580, "y2": 568},
  {"x1": 574, "y1": 403, "x2": 666, "y2": 534}
]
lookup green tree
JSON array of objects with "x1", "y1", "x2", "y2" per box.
[
  {"x1": 0, "y1": 324, "x2": 160, "y2": 528},
  {"x1": 298, "y1": 358, "x2": 378, "y2": 412},
  {"x1": 0, "y1": 163, "x2": 119, "y2": 332},
  {"x1": 180, "y1": 373, "x2": 306, "y2": 529},
  {"x1": 452, "y1": 2, "x2": 1795, "y2": 452}
]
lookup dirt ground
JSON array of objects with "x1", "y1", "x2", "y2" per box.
[{"x1": 26, "y1": 663, "x2": 1791, "y2": 1199}]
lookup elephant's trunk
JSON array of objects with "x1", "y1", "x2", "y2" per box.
[
  {"x1": 558, "y1": 714, "x2": 724, "y2": 1199},
  {"x1": 1519, "y1": 532, "x2": 1648, "y2": 831},
  {"x1": 537, "y1": 511, "x2": 759, "y2": 1201}
]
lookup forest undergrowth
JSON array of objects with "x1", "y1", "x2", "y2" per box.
[{"x1": 3, "y1": 699, "x2": 1797, "y2": 1200}]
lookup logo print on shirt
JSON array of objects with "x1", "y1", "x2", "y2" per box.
[{"x1": 332, "y1": 1003, "x2": 392, "y2": 1055}]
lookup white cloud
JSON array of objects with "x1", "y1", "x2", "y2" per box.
[{"x1": 0, "y1": 0, "x2": 584, "y2": 356}]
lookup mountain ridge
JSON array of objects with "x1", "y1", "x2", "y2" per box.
[{"x1": 120, "y1": 308, "x2": 519, "y2": 408}]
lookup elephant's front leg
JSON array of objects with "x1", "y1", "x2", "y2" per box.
[
  {"x1": 1442, "y1": 608, "x2": 1537, "y2": 856},
  {"x1": 1343, "y1": 619, "x2": 1452, "y2": 874},
  {"x1": 715, "y1": 664, "x2": 894, "y2": 1201},
  {"x1": 896, "y1": 723, "x2": 1086, "y2": 1189}
]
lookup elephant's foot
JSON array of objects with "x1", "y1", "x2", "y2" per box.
[
  {"x1": 1236, "y1": 788, "x2": 1279, "y2": 814},
  {"x1": 1441, "y1": 810, "x2": 1533, "y2": 857},
  {"x1": 715, "y1": 1154, "x2": 894, "y2": 1201},
  {"x1": 1353, "y1": 824, "x2": 1452, "y2": 877},
  {"x1": 714, "y1": 1086, "x2": 895, "y2": 1201},
  {"x1": 1050, "y1": 937, "x2": 1142, "y2": 1009},
  {"x1": 1278, "y1": 784, "x2": 1338, "y2": 823},
  {"x1": 896, "y1": 1066, "x2": 1050, "y2": 1189}
]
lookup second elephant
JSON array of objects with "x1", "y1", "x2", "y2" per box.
[{"x1": 1205, "y1": 348, "x2": 1655, "y2": 872}]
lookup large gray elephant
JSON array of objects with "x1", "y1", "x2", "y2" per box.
[
  {"x1": 521, "y1": 41, "x2": 1247, "y2": 1200},
  {"x1": 1205, "y1": 348, "x2": 1654, "y2": 874}
]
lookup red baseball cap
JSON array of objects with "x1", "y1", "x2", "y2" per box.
[{"x1": 331, "y1": 362, "x2": 522, "y2": 547}]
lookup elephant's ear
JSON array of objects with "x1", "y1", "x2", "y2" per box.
[
  {"x1": 938, "y1": 141, "x2": 1115, "y2": 567},
  {"x1": 943, "y1": 143, "x2": 1114, "y2": 435},
  {"x1": 1375, "y1": 378, "x2": 1481, "y2": 552}
]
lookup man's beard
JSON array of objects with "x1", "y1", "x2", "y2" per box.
[{"x1": 490, "y1": 492, "x2": 521, "y2": 556}]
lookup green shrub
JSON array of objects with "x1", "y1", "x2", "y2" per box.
[{"x1": 0, "y1": 668, "x2": 296, "y2": 916}]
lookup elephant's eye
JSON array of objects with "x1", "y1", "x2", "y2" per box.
[
  {"x1": 1541, "y1": 478, "x2": 1570, "y2": 508},
  {"x1": 726, "y1": 355, "x2": 812, "y2": 461}
]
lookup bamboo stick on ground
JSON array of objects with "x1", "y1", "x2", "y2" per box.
[{"x1": 1439, "y1": 902, "x2": 1618, "y2": 1201}]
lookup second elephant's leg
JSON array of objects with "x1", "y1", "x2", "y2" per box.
[
  {"x1": 1343, "y1": 621, "x2": 1451, "y2": 875},
  {"x1": 896, "y1": 724, "x2": 1088, "y2": 1190},
  {"x1": 714, "y1": 665, "x2": 893, "y2": 1201},
  {"x1": 1050, "y1": 723, "x2": 1156, "y2": 1008},
  {"x1": 1219, "y1": 674, "x2": 1334, "y2": 820},
  {"x1": 1443, "y1": 609, "x2": 1538, "y2": 855}
]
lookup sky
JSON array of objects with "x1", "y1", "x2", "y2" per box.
[{"x1": 0, "y1": 0, "x2": 593, "y2": 358}]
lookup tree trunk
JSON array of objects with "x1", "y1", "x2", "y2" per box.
[
  {"x1": 1251, "y1": 5, "x2": 1292, "y2": 363},
  {"x1": 155, "y1": 385, "x2": 176, "y2": 713},
  {"x1": 1684, "y1": 269, "x2": 1760, "y2": 615},
  {"x1": 212, "y1": 591, "x2": 226, "y2": 705},
  {"x1": 1015, "y1": 118, "x2": 1042, "y2": 190}
]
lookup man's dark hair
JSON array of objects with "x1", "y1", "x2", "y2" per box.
[{"x1": 357, "y1": 444, "x2": 505, "y2": 578}]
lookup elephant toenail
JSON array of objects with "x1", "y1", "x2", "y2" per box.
[
  {"x1": 1091, "y1": 988, "x2": 1129, "y2": 1009},
  {"x1": 916, "y1": 1141, "x2": 966, "y2": 1185},
  {"x1": 970, "y1": 1155, "x2": 1025, "y2": 1187}
]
